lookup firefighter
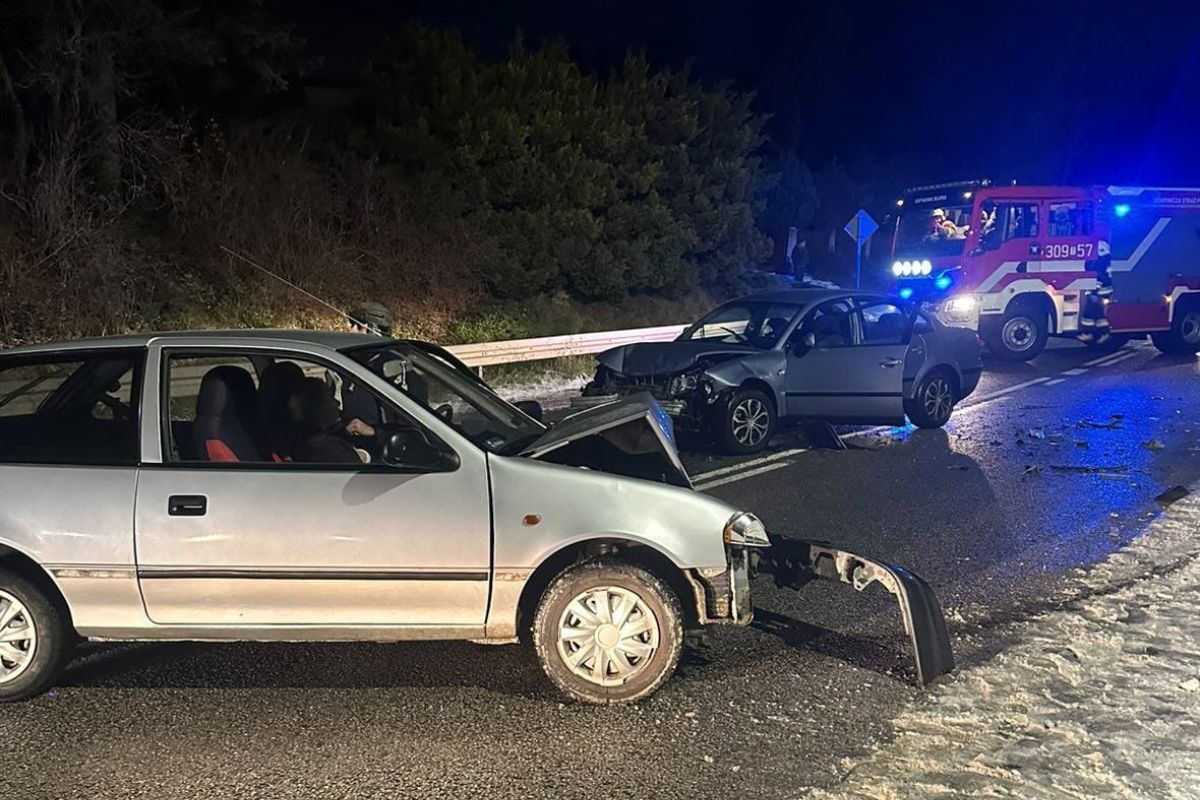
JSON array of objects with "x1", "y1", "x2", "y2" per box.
[
  {"x1": 1078, "y1": 242, "x2": 1115, "y2": 344},
  {"x1": 347, "y1": 301, "x2": 394, "y2": 337},
  {"x1": 931, "y1": 209, "x2": 966, "y2": 240}
]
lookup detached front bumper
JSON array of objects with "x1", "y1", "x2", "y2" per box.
[
  {"x1": 758, "y1": 535, "x2": 955, "y2": 688},
  {"x1": 685, "y1": 546, "x2": 755, "y2": 626}
]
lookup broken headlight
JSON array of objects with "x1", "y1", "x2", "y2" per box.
[
  {"x1": 723, "y1": 512, "x2": 770, "y2": 548},
  {"x1": 668, "y1": 372, "x2": 700, "y2": 396}
]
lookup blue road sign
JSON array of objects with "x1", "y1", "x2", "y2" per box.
[{"x1": 843, "y1": 209, "x2": 879, "y2": 245}]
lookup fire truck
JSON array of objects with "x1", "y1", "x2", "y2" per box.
[{"x1": 888, "y1": 180, "x2": 1200, "y2": 360}]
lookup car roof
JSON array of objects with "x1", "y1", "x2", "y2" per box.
[
  {"x1": 727, "y1": 288, "x2": 886, "y2": 306},
  {"x1": 0, "y1": 329, "x2": 385, "y2": 357}
]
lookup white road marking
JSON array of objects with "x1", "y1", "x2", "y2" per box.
[
  {"x1": 1088, "y1": 350, "x2": 1139, "y2": 368},
  {"x1": 1062, "y1": 367, "x2": 1088, "y2": 376},
  {"x1": 1044, "y1": 377, "x2": 1066, "y2": 386},
  {"x1": 963, "y1": 376, "x2": 1051, "y2": 403},
  {"x1": 1083, "y1": 352, "x2": 1125, "y2": 367},
  {"x1": 694, "y1": 460, "x2": 793, "y2": 491},
  {"x1": 690, "y1": 447, "x2": 808, "y2": 481},
  {"x1": 1098, "y1": 351, "x2": 1141, "y2": 367}
]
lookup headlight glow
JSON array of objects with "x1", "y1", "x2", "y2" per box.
[
  {"x1": 723, "y1": 512, "x2": 770, "y2": 548},
  {"x1": 921, "y1": 260, "x2": 932, "y2": 275},
  {"x1": 892, "y1": 261, "x2": 904, "y2": 276},
  {"x1": 945, "y1": 295, "x2": 977, "y2": 314}
]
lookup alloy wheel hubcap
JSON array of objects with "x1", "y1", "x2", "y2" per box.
[
  {"x1": 0, "y1": 591, "x2": 37, "y2": 685},
  {"x1": 732, "y1": 398, "x2": 769, "y2": 446},
  {"x1": 558, "y1": 586, "x2": 660, "y2": 687},
  {"x1": 1181, "y1": 311, "x2": 1200, "y2": 344},
  {"x1": 923, "y1": 378, "x2": 953, "y2": 422},
  {"x1": 1002, "y1": 317, "x2": 1036, "y2": 351}
]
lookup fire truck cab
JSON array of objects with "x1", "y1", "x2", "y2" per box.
[{"x1": 889, "y1": 181, "x2": 1200, "y2": 360}]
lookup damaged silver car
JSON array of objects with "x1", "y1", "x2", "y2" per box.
[
  {"x1": 0, "y1": 330, "x2": 951, "y2": 704},
  {"x1": 582, "y1": 289, "x2": 984, "y2": 454}
]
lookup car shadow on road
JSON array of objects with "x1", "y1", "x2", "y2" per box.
[
  {"x1": 59, "y1": 639, "x2": 555, "y2": 698},
  {"x1": 748, "y1": 608, "x2": 916, "y2": 685}
]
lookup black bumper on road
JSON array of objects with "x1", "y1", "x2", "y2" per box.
[{"x1": 758, "y1": 535, "x2": 955, "y2": 688}]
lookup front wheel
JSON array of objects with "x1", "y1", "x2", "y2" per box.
[
  {"x1": 982, "y1": 303, "x2": 1049, "y2": 361},
  {"x1": 1152, "y1": 304, "x2": 1200, "y2": 355},
  {"x1": 714, "y1": 388, "x2": 776, "y2": 455},
  {"x1": 906, "y1": 370, "x2": 957, "y2": 429},
  {"x1": 533, "y1": 560, "x2": 683, "y2": 705},
  {"x1": 0, "y1": 569, "x2": 73, "y2": 702}
]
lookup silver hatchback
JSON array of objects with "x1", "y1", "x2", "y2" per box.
[{"x1": 0, "y1": 330, "x2": 952, "y2": 703}]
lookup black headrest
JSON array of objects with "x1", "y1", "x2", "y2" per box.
[
  {"x1": 258, "y1": 361, "x2": 305, "y2": 418},
  {"x1": 294, "y1": 377, "x2": 342, "y2": 436},
  {"x1": 196, "y1": 366, "x2": 257, "y2": 421}
]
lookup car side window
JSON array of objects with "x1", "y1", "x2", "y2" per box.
[
  {"x1": 979, "y1": 202, "x2": 1039, "y2": 250},
  {"x1": 1048, "y1": 202, "x2": 1093, "y2": 237},
  {"x1": 165, "y1": 352, "x2": 401, "y2": 467},
  {"x1": 857, "y1": 301, "x2": 909, "y2": 345},
  {"x1": 792, "y1": 300, "x2": 855, "y2": 349},
  {"x1": 0, "y1": 352, "x2": 142, "y2": 466}
]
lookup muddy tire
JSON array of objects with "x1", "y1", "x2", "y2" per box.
[
  {"x1": 533, "y1": 559, "x2": 683, "y2": 705},
  {"x1": 1151, "y1": 303, "x2": 1200, "y2": 355},
  {"x1": 0, "y1": 569, "x2": 73, "y2": 702},
  {"x1": 982, "y1": 301, "x2": 1049, "y2": 361},
  {"x1": 714, "y1": 388, "x2": 775, "y2": 455},
  {"x1": 906, "y1": 369, "x2": 957, "y2": 429}
]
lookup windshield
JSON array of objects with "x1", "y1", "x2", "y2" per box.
[
  {"x1": 349, "y1": 343, "x2": 545, "y2": 454},
  {"x1": 895, "y1": 204, "x2": 973, "y2": 257},
  {"x1": 681, "y1": 301, "x2": 802, "y2": 349}
]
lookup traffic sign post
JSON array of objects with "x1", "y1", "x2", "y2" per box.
[{"x1": 843, "y1": 209, "x2": 879, "y2": 289}]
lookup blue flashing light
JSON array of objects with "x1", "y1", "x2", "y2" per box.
[
  {"x1": 898, "y1": 287, "x2": 914, "y2": 300},
  {"x1": 934, "y1": 274, "x2": 953, "y2": 291},
  {"x1": 1114, "y1": 203, "x2": 1131, "y2": 218}
]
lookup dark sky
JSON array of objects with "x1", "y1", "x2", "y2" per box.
[{"x1": 279, "y1": 0, "x2": 1200, "y2": 189}]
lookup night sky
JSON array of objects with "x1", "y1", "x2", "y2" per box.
[{"x1": 280, "y1": 1, "x2": 1200, "y2": 189}]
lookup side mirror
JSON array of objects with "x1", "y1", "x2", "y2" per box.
[
  {"x1": 514, "y1": 399, "x2": 544, "y2": 422},
  {"x1": 382, "y1": 427, "x2": 459, "y2": 472}
]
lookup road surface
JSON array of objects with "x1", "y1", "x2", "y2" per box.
[{"x1": 5, "y1": 339, "x2": 1199, "y2": 799}]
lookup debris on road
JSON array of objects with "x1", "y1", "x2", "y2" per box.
[
  {"x1": 1049, "y1": 464, "x2": 1129, "y2": 477},
  {"x1": 1157, "y1": 485, "x2": 1190, "y2": 507},
  {"x1": 1077, "y1": 416, "x2": 1123, "y2": 430},
  {"x1": 1143, "y1": 438, "x2": 1166, "y2": 452}
]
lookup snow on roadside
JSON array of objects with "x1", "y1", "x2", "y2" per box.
[
  {"x1": 809, "y1": 490, "x2": 1200, "y2": 800},
  {"x1": 497, "y1": 372, "x2": 589, "y2": 411}
]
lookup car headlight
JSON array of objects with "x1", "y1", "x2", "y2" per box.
[
  {"x1": 723, "y1": 512, "x2": 770, "y2": 548},
  {"x1": 945, "y1": 295, "x2": 977, "y2": 314},
  {"x1": 668, "y1": 373, "x2": 699, "y2": 396}
]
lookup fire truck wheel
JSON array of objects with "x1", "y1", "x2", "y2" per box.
[
  {"x1": 1152, "y1": 303, "x2": 1200, "y2": 355},
  {"x1": 983, "y1": 302, "x2": 1049, "y2": 361},
  {"x1": 906, "y1": 369, "x2": 957, "y2": 429}
]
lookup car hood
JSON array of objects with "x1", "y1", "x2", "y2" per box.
[
  {"x1": 597, "y1": 341, "x2": 760, "y2": 377},
  {"x1": 518, "y1": 394, "x2": 691, "y2": 488}
]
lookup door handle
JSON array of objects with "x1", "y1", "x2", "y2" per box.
[
  {"x1": 168, "y1": 495, "x2": 207, "y2": 517},
  {"x1": 879, "y1": 357, "x2": 902, "y2": 368}
]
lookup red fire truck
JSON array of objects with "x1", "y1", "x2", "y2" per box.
[{"x1": 889, "y1": 181, "x2": 1200, "y2": 360}]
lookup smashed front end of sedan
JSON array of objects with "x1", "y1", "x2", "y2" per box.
[{"x1": 579, "y1": 341, "x2": 783, "y2": 433}]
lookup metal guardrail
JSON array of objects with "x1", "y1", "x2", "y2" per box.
[{"x1": 444, "y1": 324, "x2": 688, "y2": 368}]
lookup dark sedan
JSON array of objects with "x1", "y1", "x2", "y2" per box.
[{"x1": 581, "y1": 289, "x2": 983, "y2": 454}]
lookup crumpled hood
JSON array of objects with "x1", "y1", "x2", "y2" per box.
[
  {"x1": 519, "y1": 393, "x2": 691, "y2": 487},
  {"x1": 597, "y1": 341, "x2": 759, "y2": 377}
]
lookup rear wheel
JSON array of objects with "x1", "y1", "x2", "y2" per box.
[
  {"x1": 1151, "y1": 303, "x2": 1200, "y2": 355},
  {"x1": 533, "y1": 560, "x2": 683, "y2": 705},
  {"x1": 983, "y1": 302, "x2": 1049, "y2": 361},
  {"x1": 0, "y1": 569, "x2": 73, "y2": 702},
  {"x1": 906, "y1": 370, "x2": 957, "y2": 429},
  {"x1": 715, "y1": 388, "x2": 775, "y2": 455}
]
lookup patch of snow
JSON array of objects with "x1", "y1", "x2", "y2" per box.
[
  {"x1": 498, "y1": 372, "x2": 589, "y2": 411},
  {"x1": 810, "y1": 489, "x2": 1200, "y2": 800}
]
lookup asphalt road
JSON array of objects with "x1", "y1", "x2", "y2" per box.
[{"x1": 6, "y1": 339, "x2": 1199, "y2": 800}]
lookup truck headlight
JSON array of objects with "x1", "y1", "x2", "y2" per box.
[
  {"x1": 723, "y1": 512, "x2": 770, "y2": 548},
  {"x1": 945, "y1": 295, "x2": 977, "y2": 314}
]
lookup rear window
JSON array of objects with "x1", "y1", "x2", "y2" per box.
[{"x1": 0, "y1": 352, "x2": 143, "y2": 465}]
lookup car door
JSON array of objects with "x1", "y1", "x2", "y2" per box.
[
  {"x1": 133, "y1": 343, "x2": 493, "y2": 630},
  {"x1": 784, "y1": 297, "x2": 908, "y2": 424}
]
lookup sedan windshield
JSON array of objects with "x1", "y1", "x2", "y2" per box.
[
  {"x1": 681, "y1": 302, "x2": 803, "y2": 349},
  {"x1": 349, "y1": 343, "x2": 545, "y2": 453}
]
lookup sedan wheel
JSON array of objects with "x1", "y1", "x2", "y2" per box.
[
  {"x1": 716, "y1": 388, "x2": 776, "y2": 454},
  {"x1": 906, "y1": 371, "x2": 957, "y2": 429},
  {"x1": 533, "y1": 560, "x2": 683, "y2": 704}
]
